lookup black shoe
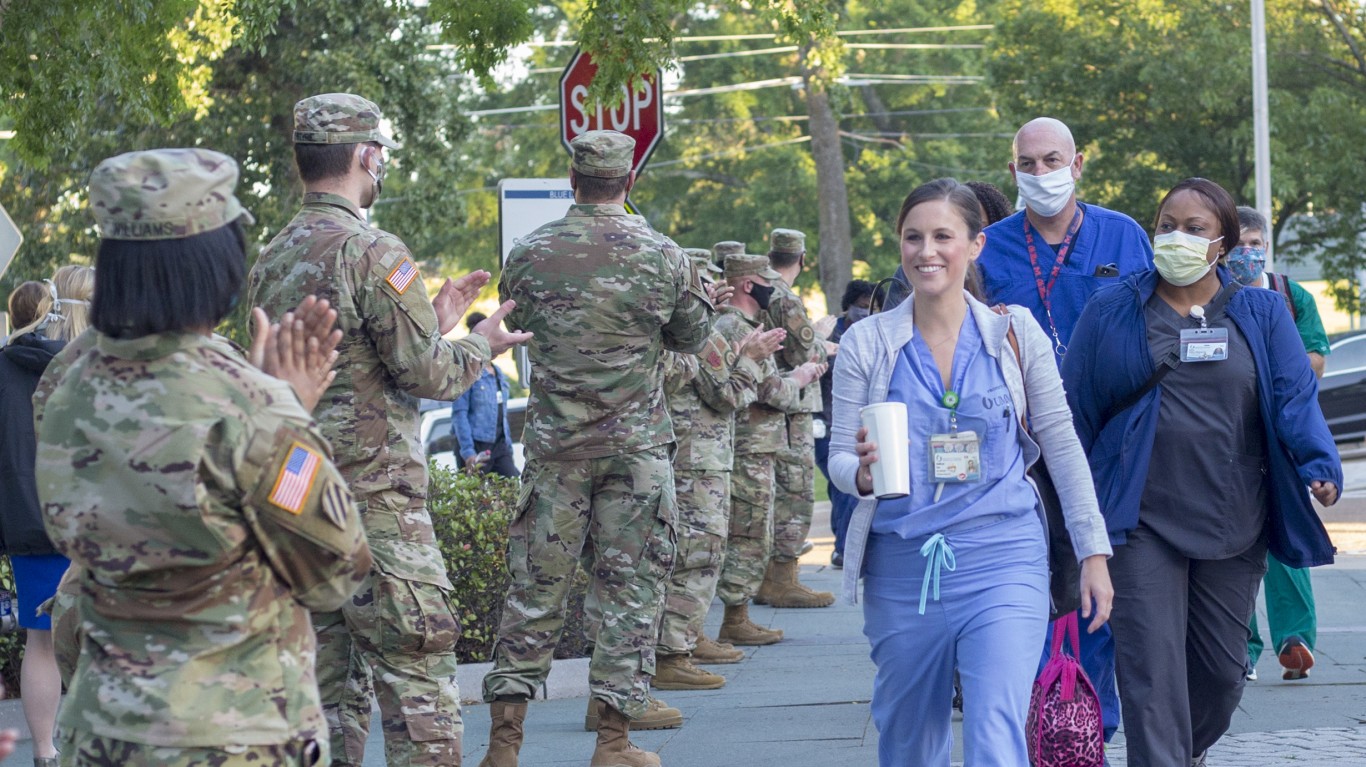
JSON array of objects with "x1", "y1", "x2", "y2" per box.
[{"x1": 831, "y1": 550, "x2": 844, "y2": 569}]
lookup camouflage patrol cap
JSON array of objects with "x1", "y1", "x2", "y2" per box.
[
  {"x1": 725, "y1": 253, "x2": 781, "y2": 281},
  {"x1": 570, "y1": 130, "x2": 635, "y2": 178},
  {"x1": 89, "y1": 148, "x2": 255, "y2": 241},
  {"x1": 770, "y1": 228, "x2": 806, "y2": 255},
  {"x1": 712, "y1": 241, "x2": 745, "y2": 260},
  {"x1": 293, "y1": 93, "x2": 400, "y2": 148},
  {"x1": 685, "y1": 248, "x2": 723, "y2": 274}
]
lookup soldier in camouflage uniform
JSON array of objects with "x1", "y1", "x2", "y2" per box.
[
  {"x1": 37, "y1": 148, "x2": 372, "y2": 766},
  {"x1": 479, "y1": 130, "x2": 713, "y2": 767},
  {"x1": 711, "y1": 253, "x2": 827, "y2": 647},
  {"x1": 754, "y1": 228, "x2": 836, "y2": 608},
  {"x1": 248, "y1": 94, "x2": 529, "y2": 767},
  {"x1": 651, "y1": 252, "x2": 786, "y2": 686},
  {"x1": 712, "y1": 240, "x2": 745, "y2": 270}
]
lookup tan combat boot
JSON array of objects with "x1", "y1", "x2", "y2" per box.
[
  {"x1": 477, "y1": 699, "x2": 528, "y2": 767},
  {"x1": 590, "y1": 702, "x2": 662, "y2": 767},
  {"x1": 652, "y1": 653, "x2": 726, "y2": 690},
  {"x1": 717, "y1": 603, "x2": 783, "y2": 646},
  {"x1": 763, "y1": 558, "x2": 835, "y2": 608},
  {"x1": 752, "y1": 560, "x2": 782, "y2": 605},
  {"x1": 692, "y1": 635, "x2": 745, "y2": 664},
  {"x1": 583, "y1": 696, "x2": 683, "y2": 732}
]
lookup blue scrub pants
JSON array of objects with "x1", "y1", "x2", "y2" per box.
[{"x1": 862, "y1": 512, "x2": 1048, "y2": 767}]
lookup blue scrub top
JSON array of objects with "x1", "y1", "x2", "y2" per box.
[
  {"x1": 978, "y1": 204, "x2": 1154, "y2": 363},
  {"x1": 872, "y1": 311, "x2": 1039, "y2": 539}
]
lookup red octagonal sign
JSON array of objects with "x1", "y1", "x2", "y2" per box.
[{"x1": 560, "y1": 49, "x2": 663, "y2": 175}]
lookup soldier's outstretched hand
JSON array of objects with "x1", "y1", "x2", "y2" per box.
[
  {"x1": 791, "y1": 360, "x2": 827, "y2": 388},
  {"x1": 736, "y1": 327, "x2": 786, "y2": 361},
  {"x1": 472, "y1": 300, "x2": 534, "y2": 356},
  {"x1": 434, "y1": 271, "x2": 491, "y2": 335}
]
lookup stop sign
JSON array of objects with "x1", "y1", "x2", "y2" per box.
[{"x1": 559, "y1": 49, "x2": 663, "y2": 175}]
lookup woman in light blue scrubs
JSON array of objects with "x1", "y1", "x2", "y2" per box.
[{"x1": 829, "y1": 178, "x2": 1115, "y2": 766}]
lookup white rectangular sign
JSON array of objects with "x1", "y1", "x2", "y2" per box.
[
  {"x1": 0, "y1": 201, "x2": 23, "y2": 282},
  {"x1": 498, "y1": 178, "x2": 574, "y2": 266}
]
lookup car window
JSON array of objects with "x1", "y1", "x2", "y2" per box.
[
  {"x1": 426, "y1": 415, "x2": 456, "y2": 454},
  {"x1": 1327, "y1": 335, "x2": 1366, "y2": 376}
]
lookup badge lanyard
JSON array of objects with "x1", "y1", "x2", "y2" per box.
[{"x1": 1023, "y1": 207, "x2": 1084, "y2": 356}]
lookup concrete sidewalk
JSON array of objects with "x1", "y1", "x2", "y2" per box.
[{"x1": 10, "y1": 498, "x2": 1366, "y2": 765}]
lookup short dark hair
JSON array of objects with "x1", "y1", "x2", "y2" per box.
[
  {"x1": 466, "y1": 311, "x2": 487, "y2": 332},
  {"x1": 1236, "y1": 205, "x2": 1268, "y2": 235},
  {"x1": 895, "y1": 178, "x2": 984, "y2": 238},
  {"x1": 841, "y1": 279, "x2": 874, "y2": 311},
  {"x1": 966, "y1": 181, "x2": 1014, "y2": 227},
  {"x1": 573, "y1": 172, "x2": 630, "y2": 203},
  {"x1": 92, "y1": 220, "x2": 247, "y2": 339},
  {"x1": 294, "y1": 142, "x2": 358, "y2": 183},
  {"x1": 768, "y1": 250, "x2": 802, "y2": 269},
  {"x1": 1154, "y1": 178, "x2": 1240, "y2": 254}
]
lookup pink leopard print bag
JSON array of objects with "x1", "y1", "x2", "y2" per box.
[{"x1": 1026, "y1": 612, "x2": 1104, "y2": 767}]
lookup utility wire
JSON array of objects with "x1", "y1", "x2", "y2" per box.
[{"x1": 428, "y1": 24, "x2": 996, "y2": 50}]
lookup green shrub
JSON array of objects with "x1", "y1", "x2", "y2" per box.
[
  {"x1": 0, "y1": 558, "x2": 28, "y2": 697},
  {"x1": 427, "y1": 463, "x2": 594, "y2": 663}
]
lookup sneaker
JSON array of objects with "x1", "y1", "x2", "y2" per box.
[
  {"x1": 831, "y1": 550, "x2": 844, "y2": 569},
  {"x1": 798, "y1": 540, "x2": 814, "y2": 556},
  {"x1": 1278, "y1": 636, "x2": 1314, "y2": 680},
  {"x1": 1191, "y1": 750, "x2": 1207, "y2": 767},
  {"x1": 1246, "y1": 666, "x2": 1257, "y2": 682}
]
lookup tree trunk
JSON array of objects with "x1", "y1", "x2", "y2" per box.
[{"x1": 802, "y1": 71, "x2": 853, "y2": 314}]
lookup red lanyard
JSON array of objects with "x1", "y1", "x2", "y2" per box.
[{"x1": 1023, "y1": 207, "x2": 1083, "y2": 355}]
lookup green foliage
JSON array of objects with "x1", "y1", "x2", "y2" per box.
[
  {"x1": 0, "y1": 0, "x2": 289, "y2": 168},
  {"x1": 1, "y1": 0, "x2": 474, "y2": 343},
  {"x1": 0, "y1": 558, "x2": 21, "y2": 698},
  {"x1": 428, "y1": 464, "x2": 593, "y2": 663}
]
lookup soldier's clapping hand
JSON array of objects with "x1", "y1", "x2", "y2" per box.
[
  {"x1": 791, "y1": 360, "x2": 827, "y2": 388},
  {"x1": 736, "y1": 327, "x2": 786, "y2": 362},
  {"x1": 249, "y1": 296, "x2": 342, "y2": 412},
  {"x1": 471, "y1": 300, "x2": 534, "y2": 356},
  {"x1": 434, "y1": 271, "x2": 492, "y2": 336},
  {"x1": 705, "y1": 279, "x2": 734, "y2": 307}
]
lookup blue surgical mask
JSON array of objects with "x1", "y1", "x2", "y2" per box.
[{"x1": 1226, "y1": 245, "x2": 1266, "y2": 286}]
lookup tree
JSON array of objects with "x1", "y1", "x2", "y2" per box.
[
  {"x1": 0, "y1": 0, "x2": 290, "y2": 168},
  {"x1": 0, "y1": 1, "x2": 474, "y2": 343}
]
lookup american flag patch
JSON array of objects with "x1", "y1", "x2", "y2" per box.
[
  {"x1": 386, "y1": 258, "x2": 419, "y2": 294},
  {"x1": 268, "y1": 443, "x2": 322, "y2": 515}
]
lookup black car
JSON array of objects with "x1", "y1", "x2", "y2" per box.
[{"x1": 1318, "y1": 332, "x2": 1366, "y2": 442}]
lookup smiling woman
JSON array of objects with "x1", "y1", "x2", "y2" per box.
[{"x1": 828, "y1": 177, "x2": 1113, "y2": 766}]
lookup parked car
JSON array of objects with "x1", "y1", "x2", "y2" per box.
[
  {"x1": 1318, "y1": 331, "x2": 1366, "y2": 442},
  {"x1": 419, "y1": 397, "x2": 528, "y2": 472}
]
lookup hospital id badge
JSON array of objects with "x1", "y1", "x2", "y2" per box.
[
  {"x1": 929, "y1": 431, "x2": 982, "y2": 483},
  {"x1": 1180, "y1": 327, "x2": 1228, "y2": 363}
]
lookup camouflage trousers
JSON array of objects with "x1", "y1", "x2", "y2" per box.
[
  {"x1": 657, "y1": 470, "x2": 730, "y2": 655},
  {"x1": 315, "y1": 496, "x2": 463, "y2": 767},
  {"x1": 716, "y1": 452, "x2": 775, "y2": 606},
  {"x1": 482, "y1": 446, "x2": 676, "y2": 719},
  {"x1": 58, "y1": 730, "x2": 324, "y2": 766},
  {"x1": 772, "y1": 412, "x2": 816, "y2": 563}
]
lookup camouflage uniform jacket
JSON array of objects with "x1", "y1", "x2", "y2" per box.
[
  {"x1": 500, "y1": 203, "x2": 713, "y2": 461},
  {"x1": 248, "y1": 192, "x2": 489, "y2": 587},
  {"x1": 36, "y1": 331, "x2": 371, "y2": 747},
  {"x1": 767, "y1": 277, "x2": 822, "y2": 414},
  {"x1": 711, "y1": 307, "x2": 802, "y2": 455},
  {"x1": 662, "y1": 329, "x2": 764, "y2": 472}
]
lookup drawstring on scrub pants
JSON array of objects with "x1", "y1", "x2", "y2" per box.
[{"x1": 918, "y1": 533, "x2": 957, "y2": 614}]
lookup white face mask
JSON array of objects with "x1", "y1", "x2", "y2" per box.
[
  {"x1": 1153, "y1": 230, "x2": 1222, "y2": 287},
  {"x1": 1015, "y1": 159, "x2": 1076, "y2": 217}
]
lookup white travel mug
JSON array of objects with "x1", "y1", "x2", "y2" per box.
[{"x1": 859, "y1": 401, "x2": 910, "y2": 499}]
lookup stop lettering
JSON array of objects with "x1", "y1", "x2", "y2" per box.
[{"x1": 559, "y1": 49, "x2": 663, "y2": 175}]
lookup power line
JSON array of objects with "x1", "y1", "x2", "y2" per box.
[
  {"x1": 467, "y1": 107, "x2": 995, "y2": 129},
  {"x1": 678, "y1": 46, "x2": 798, "y2": 62},
  {"x1": 647, "y1": 136, "x2": 813, "y2": 169},
  {"x1": 428, "y1": 24, "x2": 996, "y2": 51}
]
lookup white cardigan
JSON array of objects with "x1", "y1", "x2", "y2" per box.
[{"x1": 829, "y1": 292, "x2": 1112, "y2": 603}]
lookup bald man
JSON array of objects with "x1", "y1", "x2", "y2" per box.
[{"x1": 975, "y1": 117, "x2": 1153, "y2": 747}]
